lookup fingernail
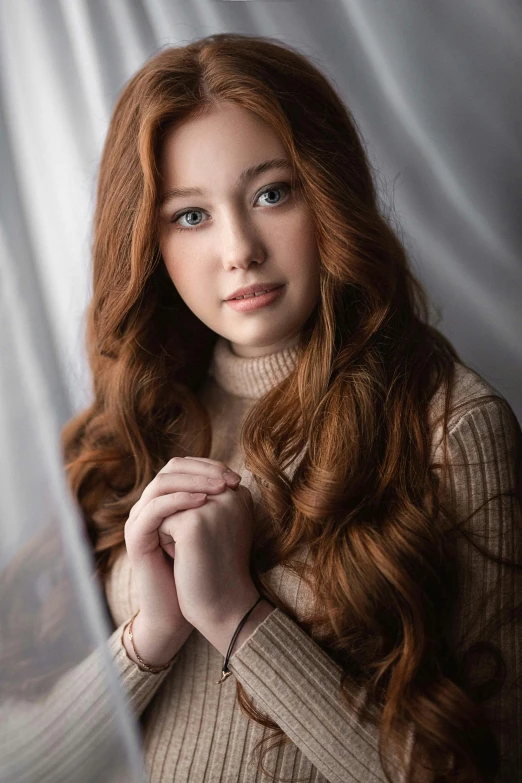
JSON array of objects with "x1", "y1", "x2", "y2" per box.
[{"x1": 223, "y1": 470, "x2": 240, "y2": 481}]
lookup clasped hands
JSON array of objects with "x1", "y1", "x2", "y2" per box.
[{"x1": 124, "y1": 456, "x2": 270, "y2": 658}]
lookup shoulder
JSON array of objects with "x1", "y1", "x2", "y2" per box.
[
  {"x1": 426, "y1": 364, "x2": 521, "y2": 537},
  {"x1": 428, "y1": 361, "x2": 521, "y2": 459}
]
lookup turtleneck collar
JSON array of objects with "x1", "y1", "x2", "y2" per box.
[{"x1": 207, "y1": 336, "x2": 299, "y2": 399}]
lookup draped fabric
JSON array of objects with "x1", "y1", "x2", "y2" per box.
[{"x1": 0, "y1": 1, "x2": 520, "y2": 781}]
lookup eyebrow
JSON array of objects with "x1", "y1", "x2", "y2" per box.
[{"x1": 159, "y1": 158, "x2": 293, "y2": 206}]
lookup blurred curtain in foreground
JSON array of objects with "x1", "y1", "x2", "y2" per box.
[{"x1": 0, "y1": 222, "x2": 145, "y2": 780}]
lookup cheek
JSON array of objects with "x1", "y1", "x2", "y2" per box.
[
  {"x1": 163, "y1": 260, "x2": 215, "y2": 319},
  {"x1": 292, "y1": 210, "x2": 318, "y2": 258},
  {"x1": 161, "y1": 244, "x2": 191, "y2": 291},
  {"x1": 163, "y1": 261, "x2": 183, "y2": 292},
  {"x1": 162, "y1": 256, "x2": 189, "y2": 298},
  {"x1": 288, "y1": 220, "x2": 320, "y2": 279},
  {"x1": 169, "y1": 269, "x2": 199, "y2": 302}
]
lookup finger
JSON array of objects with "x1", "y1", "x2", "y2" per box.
[
  {"x1": 162, "y1": 541, "x2": 176, "y2": 560},
  {"x1": 131, "y1": 470, "x2": 227, "y2": 521},
  {"x1": 125, "y1": 491, "x2": 207, "y2": 556},
  {"x1": 158, "y1": 530, "x2": 176, "y2": 559},
  {"x1": 167, "y1": 456, "x2": 241, "y2": 480},
  {"x1": 158, "y1": 529, "x2": 173, "y2": 545}
]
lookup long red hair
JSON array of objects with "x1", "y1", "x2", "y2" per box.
[{"x1": 60, "y1": 33, "x2": 522, "y2": 783}]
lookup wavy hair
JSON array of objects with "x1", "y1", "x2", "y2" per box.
[{"x1": 61, "y1": 33, "x2": 522, "y2": 783}]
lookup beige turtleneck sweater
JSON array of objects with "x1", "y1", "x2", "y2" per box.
[{"x1": 2, "y1": 337, "x2": 520, "y2": 782}]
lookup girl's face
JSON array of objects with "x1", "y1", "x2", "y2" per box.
[{"x1": 157, "y1": 101, "x2": 321, "y2": 358}]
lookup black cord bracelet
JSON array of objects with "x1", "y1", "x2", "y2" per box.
[{"x1": 216, "y1": 595, "x2": 264, "y2": 684}]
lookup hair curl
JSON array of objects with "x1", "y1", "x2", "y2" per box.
[{"x1": 60, "y1": 33, "x2": 522, "y2": 783}]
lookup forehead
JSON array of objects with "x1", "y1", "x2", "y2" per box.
[{"x1": 158, "y1": 103, "x2": 291, "y2": 200}]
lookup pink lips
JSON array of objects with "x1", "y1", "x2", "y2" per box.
[
  {"x1": 225, "y1": 282, "x2": 283, "y2": 300},
  {"x1": 224, "y1": 284, "x2": 285, "y2": 312}
]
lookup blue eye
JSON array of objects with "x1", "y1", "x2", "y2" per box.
[
  {"x1": 174, "y1": 209, "x2": 204, "y2": 231},
  {"x1": 171, "y1": 182, "x2": 291, "y2": 232},
  {"x1": 256, "y1": 184, "x2": 289, "y2": 206}
]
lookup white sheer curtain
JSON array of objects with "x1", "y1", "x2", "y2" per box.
[
  {"x1": 1, "y1": 1, "x2": 520, "y2": 780},
  {"x1": 0, "y1": 224, "x2": 145, "y2": 782}
]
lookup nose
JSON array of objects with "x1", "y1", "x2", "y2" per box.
[{"x1": 219, "y1": 210, "x2": 265, "y2": 271}]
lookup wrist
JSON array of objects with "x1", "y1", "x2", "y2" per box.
[
  {"x1": 202, "y1": 595, "x2": 275, "y2": 658},
  {"x1": 123, "y1": 611, "x2": 192, "y2": 671},
  {"x1": 228, "y1": 598, "x2": 275, "y2": 658}
]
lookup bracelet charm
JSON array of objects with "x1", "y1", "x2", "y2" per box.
[{"x1": 216, "y1": 595, "x2": 264, "y2": 685}]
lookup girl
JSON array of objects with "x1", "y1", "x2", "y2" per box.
[{"x1": 58, "y1": 32, "x2": 521, "y2": 783}]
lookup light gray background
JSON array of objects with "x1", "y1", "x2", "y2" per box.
[{"x1": 2, "y1": 0, "x2": 521, "y2": 422}]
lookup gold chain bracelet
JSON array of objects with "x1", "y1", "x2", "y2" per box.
[{"x1": 125, "y1": 609, "x2": 178, "y2": 674}]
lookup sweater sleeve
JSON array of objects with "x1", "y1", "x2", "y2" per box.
[
  {"x1": 228, "y1": 397, "x2": 522, "y2": 783},
  {"x1": 0, "y1": 618, "x2": 180, "y2": 782}
]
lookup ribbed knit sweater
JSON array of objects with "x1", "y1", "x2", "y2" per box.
[{"x1": 2, "y1": 337, "x2": 520, "y2": 783}]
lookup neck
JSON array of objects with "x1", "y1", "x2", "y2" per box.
[
  {"x1": 229, "y1": 333, "x2": 301, "y2": 358},
  {"x1": 208, "y1": 336, "x2": 300, "y2": 399}
]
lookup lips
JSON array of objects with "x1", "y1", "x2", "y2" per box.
[
  {"x1": 225, "y1": 283, "x2": 284, "y2": 301},
  {"x1": 225, "y1": 285, "x2": 285, "y2": 312}
]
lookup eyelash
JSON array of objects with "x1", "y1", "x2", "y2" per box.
[{"x1": 171, "y1": 182, "x2": 292, "y2": 232}]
